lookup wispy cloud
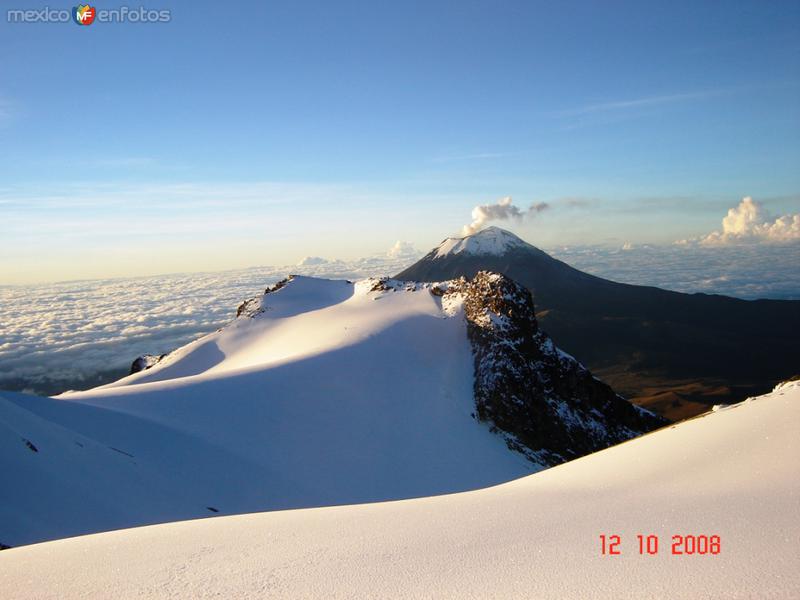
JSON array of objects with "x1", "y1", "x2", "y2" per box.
[
  {"x1": 0, "y1": 180, "x2": 358, "y2": 211},
  {"x1": 552, "y1": 197, "x2": 597, "y2": 209},
  {"x1": 91, "y1": 157, "x2": 156, "y2": 168},
  {"x1": 553, "y1": 89, "x2": 727, "y2": 118},
  {"x1": 0, "y1": 95, "x2": 16, "y2": 125},
  {"x1": 430, "y1": 152, "x2": 509, "y2": 163}
]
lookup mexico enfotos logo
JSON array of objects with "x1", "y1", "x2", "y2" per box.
[
  {"x1": 73, "y1": 5, "x2": 95, "y2": 25},
  {"x1": 7, "y1": 5, "x2": 171, "y2": 24}
]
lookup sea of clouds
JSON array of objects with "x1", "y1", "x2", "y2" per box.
[
  {"x1": 2, "y1": 242, "x2": 798, "y2": 397},
  {"x1": 0, "y1": 255, "x2": 419, "y2": 396},
  {"x1": 550, "y1": 243, "x2": 800, "y2": 300}
]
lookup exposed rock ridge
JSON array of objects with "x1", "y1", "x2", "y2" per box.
[
  {"x1": 129, "y1": 354, "x2": 166, "y2": 375},
  {"x1": 444, "y1": 271, "x2": 667, "y2": 465},
  {"x1": 345, "y1": 272, "x2": 666, "y2": 465},
  {"x1": 130, "y1": 271, "x2": 665, "y2": 466},
  {"x1": 236, "y1": 277, "x2": 294, "y2": 318}
]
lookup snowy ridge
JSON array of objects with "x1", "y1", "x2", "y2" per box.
[
  {"x1": 0, "y1": 274, "x2": 534, "y2": 546},
  {"x1": 3, "y1": 381, "x2": 797, "y2": 599},
  {"x1": 0, "y1": 273, "x2": 659, "y2": 548},
  {"x1": 433, "y1": 226, "x2": 530, "y2": 258},
  {"x1": 124, "y1": 271, "x2": 663, "y2": 465}
]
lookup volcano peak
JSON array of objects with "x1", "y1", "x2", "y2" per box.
[{"x1": 434, "y1": 226, "x2": 532, "y2": 259}]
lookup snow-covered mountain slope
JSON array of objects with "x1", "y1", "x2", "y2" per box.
[
  {"x1": 0, "y1": 273, "x2": 660, "y2": 547},
  {"x1": 433, "y1": 225, "x2": 530, "y2": 258},
  {"x1": 4, "y1": 381, "x2": 797, "y2": 599},
  {"x1": 83, "y1": 273, "x2": 663, "y2": 467},
  {"x1": 110, "y1": 272, "x2": 662, "y2": 465},
  {"x1": 0, "y1": 276, "x2": 534, "y2": 546}
]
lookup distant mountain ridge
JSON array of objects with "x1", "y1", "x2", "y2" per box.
[{"x1": 396, "y1": 227, "x2": 800, "y2": 418}]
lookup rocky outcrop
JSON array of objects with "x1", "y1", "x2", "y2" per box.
[
  {"x1": 443, "y1": 271, "x2": 666, "y2": 466},
  {"x1": 130, "y1": 278, "x2": 294, "y2": 376},
  {"x1": 129, "y1": 270, "x2": 664, "y2": 467},
  {"x1": 129, "y1": 354, "x2": 166, "y2": 375},
  {"x1": 396, "y1": 227, "x2": 800, "y2": 420},
  {"x1": 236, "y1": 277, "x2": 293, "y2": 318}
]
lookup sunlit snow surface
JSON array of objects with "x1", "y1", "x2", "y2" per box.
[
  {"x1": 434, "y1": 226, "x2": 528, "y2": 258},
  {"x1": 0, "y1": 276, "x2": 535, "y2": 547},
  {"x1": 3, "y1": 381, "x2": 797, "y2": 599}
]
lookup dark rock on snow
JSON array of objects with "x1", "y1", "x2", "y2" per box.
[
  {"x1": 129, "y1": 354, "x2": 166, "y2": 375},
  {"x1": 443, "y1": 271, "x2": 666, "y2": 466}
]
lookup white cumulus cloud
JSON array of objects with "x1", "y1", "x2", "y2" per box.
[
  {"x1": 387, "y1": 241, "x2": 420, "y2": 260},
  {"x1": 696, "y1": 197, "x2": 800, "y2": 245},
  {"x1": 297, "y1": 256, "x2": 329, "y2": 266}
]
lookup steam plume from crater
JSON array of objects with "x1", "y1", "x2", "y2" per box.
[{"x1": 462, "y1": 196, "x2": 548, "y2": 236}]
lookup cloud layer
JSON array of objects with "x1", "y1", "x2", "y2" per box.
[
  {"x1": 462, "y1": 197, "x2": 549, "y2": 236},
  {"x1": 551, "y1": 243, "x2": 800, "y2": 301},
  {"x1": 0, "y1": 253, "x2": 421, "y2": 397},
  {"x1": 2, "y1": 239, "x2": 797, "y2": 398}
]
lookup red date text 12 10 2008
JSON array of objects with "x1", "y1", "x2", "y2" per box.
[{"x1": 599, "y1": 534, "x2": 721, "y2": 555}]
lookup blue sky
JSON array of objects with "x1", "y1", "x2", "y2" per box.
[{"x1": 1, "y1": 0, "x2": 799, "y2": 283}]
